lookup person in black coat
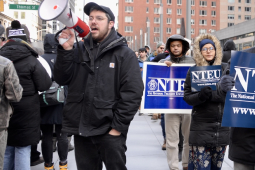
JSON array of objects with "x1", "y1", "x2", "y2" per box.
[
  {"x1": 40, "y1": 34, "x2": 69, "y2": 170},
  {"x1": 0, "y1": 20, "x2": 51, "y2": 170},
  {"x1": 184, "y1": 34, "x2": 229, "y2": 170},
  {"x1": 222, "y1": 39, "x2": 236, "y2": 63},
  {"x1": 219, "y1": 46, "x2": 255, "y2": 170}
]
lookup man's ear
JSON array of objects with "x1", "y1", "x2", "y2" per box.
[{"x1": 109, "y1": 21, "x2": 114, "y2": 29}]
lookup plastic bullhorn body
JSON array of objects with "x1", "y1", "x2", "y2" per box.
[{"x1": 38, "y1": 0, "x2": 90, "y2": 41}]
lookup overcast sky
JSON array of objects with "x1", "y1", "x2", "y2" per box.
[{"x1": 85, "y1": 0, "x2": 119, "y2": 27}]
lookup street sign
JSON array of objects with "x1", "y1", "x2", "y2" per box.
[{"x1": 9, "y1": 4, "x2": 39, "y2": 10}]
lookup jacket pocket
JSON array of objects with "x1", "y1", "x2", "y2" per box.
[{"x1": 93, "y1": 97, "x2": 115, "y2": 109}]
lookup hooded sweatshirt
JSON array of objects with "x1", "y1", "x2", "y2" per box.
[{"x1": 222, "y1": 39, "x2": 236, "y2": 63}]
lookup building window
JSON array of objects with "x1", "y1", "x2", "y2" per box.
[
  {"x1": 238, "y1": 15, "x2": 241, "y2": 19},
  {"x1": 21, "y1": 12, "x2": 25, "y2": 19},
  {"x1": 154, "y1": 8, "x2": 159, "y2": 14},
  {"x1": 125, "y1": 0, "x2": 134, "y2": 2},
  {"x1": 211, "y1": 1, "x2": 216, "y2": 7},
  {"x1": 154, "y1": 0, "x2": 160, "y2": 4},
  {"x1": 14, "y1": 11, "x2": 18, "y2": 19},
  {"x1": 167, "y1": 8, "x2": 172, "y2": 14},
  {"x1": 228, "y1": 0, "x2": 235, "y2": 3},
  {"x1": 245, "y1": 15, "x2": 251, "y2": 20},
  {"x1": 191, "y1": 19, "x2": 195, "y2": 25},
  {"x1": 154, "y1": 37, "x2": 160, "y2": 42},
  {"x1": 146, "y1": 7, "x2": 149, "y2": 13},
  {"x1": 125, "y1": 6, "x2": 133, "y2": 12},
  {"x1": 228, "y1": 23, "x2": 234, "y2": 27},
  {"x1": 199, "y1": 29, "x2": 207, "y2": 34},
  {"x1": 210, "y1": 29, "x2": 216, "y2": 33},
  {"x1": 245, "y1": 0, "x2": 251, "y2": 3},
  {"x1": 211, "y1": 11, "x2": 216, "y2": 16},
  {"x1": 238, "y1": 6, "x2": 241, "y2": 11},
  {"x1": 154, "y1": 27, "x2": 160, "y2": 33},
  {"x1": 177, "y1": 9, "x2": 182, "y2": 15},
  {"x1": 238, "y1": 0, "x2": 241, "y2": 2},
  {"x1": 166, "y1": 28, "x2": 172, "y2": 34},
  {"x1": 125, "y1": 36, "x2": 133, "y2": 42},
  {"x1": 191, "y1": 0, "x2": 195, "y2": 6},
  {"x1": 228, "y1": 14, "x2": 235, "y2": 19},
  {"x1": 167, "y1": 0, "x2": 172, "y2": 5},
  {"x1": 199, "y1": 19, "x2": 207, "y2": 25},
  {"x1": 176, "y1": 28, "x2": 180, "y2": 34},
  {"x1": 177, "y1": 0, "x2": 182, "y2": 5},
  {"x1": 245, "y1": 7, "x2": 251, "y2": 12},
  {"x1": 199, "y1": 10, "x2": 207, "y2": 16},
  {"x1": 125, "y1": 26, "x2": 133, "y2": 32},
  {"x1": 177, "y1": 18, "x2": 181, "y2": 24},
  {"x1": 228, "y1": 6, "x2": 235, "y2": 11},
  {"x1": 166, "y1": 18, "x2": 172, "y2": 24},
  {"x1": 154, "y1": 17, "x2": 160, "y2": 23},
  {"x1": 191, "y1": 9, "x2": 195, "y2": 15},
  {"x1": 191, "y1": 28, "x2": 195, "y2": 34},
  {"x1": 125, "y1": 16, "x2": 133, "y2": 22},
  {"x1": 147, "y1": 0, "x2": 149, "y2": 3},
  {"x1": 200, "y1": 1, "x2": 207, "y2": 7},
  {"x1": 211, "y1": 20, "x2": 216, "y2": 26}
]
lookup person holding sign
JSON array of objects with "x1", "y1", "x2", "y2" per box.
[
  {"x1": 159, "y1": 34, "x2": 194, "y2": 170},
  {"x1": 183, "y1": 34, "x2": 229, "y2": 170}
]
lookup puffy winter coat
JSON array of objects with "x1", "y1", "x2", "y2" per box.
[
  {"x1": 0, "y1": 39, "x2": 52, "y2": 146},
  {"x1": 183, "y1": 34, "x2": 230, "y2": 146}
]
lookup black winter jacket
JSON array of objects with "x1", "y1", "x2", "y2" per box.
[
  {"x1": 151, "y1": 51, "x2": 169, "y2": 62},
  {"x1": 183, "y1": 33, "x2": 230, "y2": 146},
  {"x1": 0, "y1": 39, "x2": 52, "y2": 146},
  {"x1": 222, "y1": 39, "x2": 236, "y2": 63},
  {"x1": 54, "y1": 29, "x2": 144, "y2": 137},
  {"x1": 41, "y1": 34, "x2": 64, "y2": 125},
  {"x1": 228, "y1": 46, "x2": 255, "y2": 165}
]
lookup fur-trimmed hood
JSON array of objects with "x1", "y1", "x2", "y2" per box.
[{"x1": 193, "y1": 34, "x2": 222, "y2": 66}]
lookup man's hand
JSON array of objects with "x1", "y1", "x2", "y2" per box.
[
  {"x1": 59, "y1": 28, "x2": 75, "y2": 50},
  {"x1": 219, "y1": 75, "x2": 235, "y2": 93},
  {"x1": 164, "y1": 61, "x2": 173, "y2": 67},
  {"x1": 109, "y1": 128, "x2": 121, "y2": 136}
]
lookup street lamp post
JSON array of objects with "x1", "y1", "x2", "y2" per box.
[
  {"x1": 159, "y1": 2, "x2": 163, "y2": 42},
  {"x1": 140, "y1": 29, "x2": 143, "y2": 48},
  {"x1": 147, "y1": 20, "x2": 150, "y2": 48},
  {"x1": 186, "y1": 0, "x2": 191, "y2": 40}
]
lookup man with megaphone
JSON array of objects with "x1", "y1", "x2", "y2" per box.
[{"x1": 53, "y1": 2, "x2": 144, "y2": 170}]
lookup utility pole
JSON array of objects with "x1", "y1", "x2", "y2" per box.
[
  {"x1": 186, "y1": 0, "x2": 191, "y2": 40},
  {"x1": 159, "y1": 2, "x2": 163, "y2": 42},
  {"x1": 147, "y1": 20, "x2": 150, "y2": 48},
  {"x1": 140, "y1": 29, "x2": 143, "y2": 48}
]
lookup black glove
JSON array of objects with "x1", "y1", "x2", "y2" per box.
[
  {"x1": 219, "y1": 75, "x2": 235, "y2": 93},
  {"x1": 198, "y1": 86, "x2": 212, "y2": 101}
]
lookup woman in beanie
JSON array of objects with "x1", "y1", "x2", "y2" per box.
[{"x1": 183, "y1": 34, "x2": 229, "y2": 170}]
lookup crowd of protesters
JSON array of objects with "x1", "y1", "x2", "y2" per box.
[{"x1": 0, "y1": 2, "x2": 254, "y2": 170}]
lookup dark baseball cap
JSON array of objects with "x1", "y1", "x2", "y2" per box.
[{"x1": 84, "y1": 2, "x2": 115, "y2": 22}]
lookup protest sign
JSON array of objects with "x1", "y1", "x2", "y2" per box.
[
  {"x1": 140, "y1": 62, "x2": 194, "y2": 114},
  {"x1": 222, "y1": 51, "x2": 255, "y2": 128},
  {"x1": 190, "y1": 65, "x2": 222, "y2": 92}
]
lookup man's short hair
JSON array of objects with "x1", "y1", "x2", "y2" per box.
[{"x1": 139, "y1": 48, "x2": 147, "y2": 53}]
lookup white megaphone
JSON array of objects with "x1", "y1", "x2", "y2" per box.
[{"x1": 38, "y1": 0, "x2": 90, "y2": 44}]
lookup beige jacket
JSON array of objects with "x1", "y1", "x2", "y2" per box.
[{"x1": 0, "y1": 56, "x2": 23, "y2": 129}]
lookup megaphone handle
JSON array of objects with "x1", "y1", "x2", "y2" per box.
[{"x1": 59, "y1": 37, "x2": 69, "y2": 45}]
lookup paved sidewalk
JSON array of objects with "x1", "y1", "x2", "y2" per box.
[{"x1": 31, "y1": 113, "x2": 234, "y2": 170}]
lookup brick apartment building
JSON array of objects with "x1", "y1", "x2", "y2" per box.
[{"x1": 118, "y1": 0, "x2": 255, "y2": 52}]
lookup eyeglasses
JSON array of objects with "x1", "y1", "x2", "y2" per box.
[
  {"x1": 201, "y1": 47, "x2": 215, "y2": 52},
  {"x1": 89, "y1": 16, "x2": 107, "y2": 22}
]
